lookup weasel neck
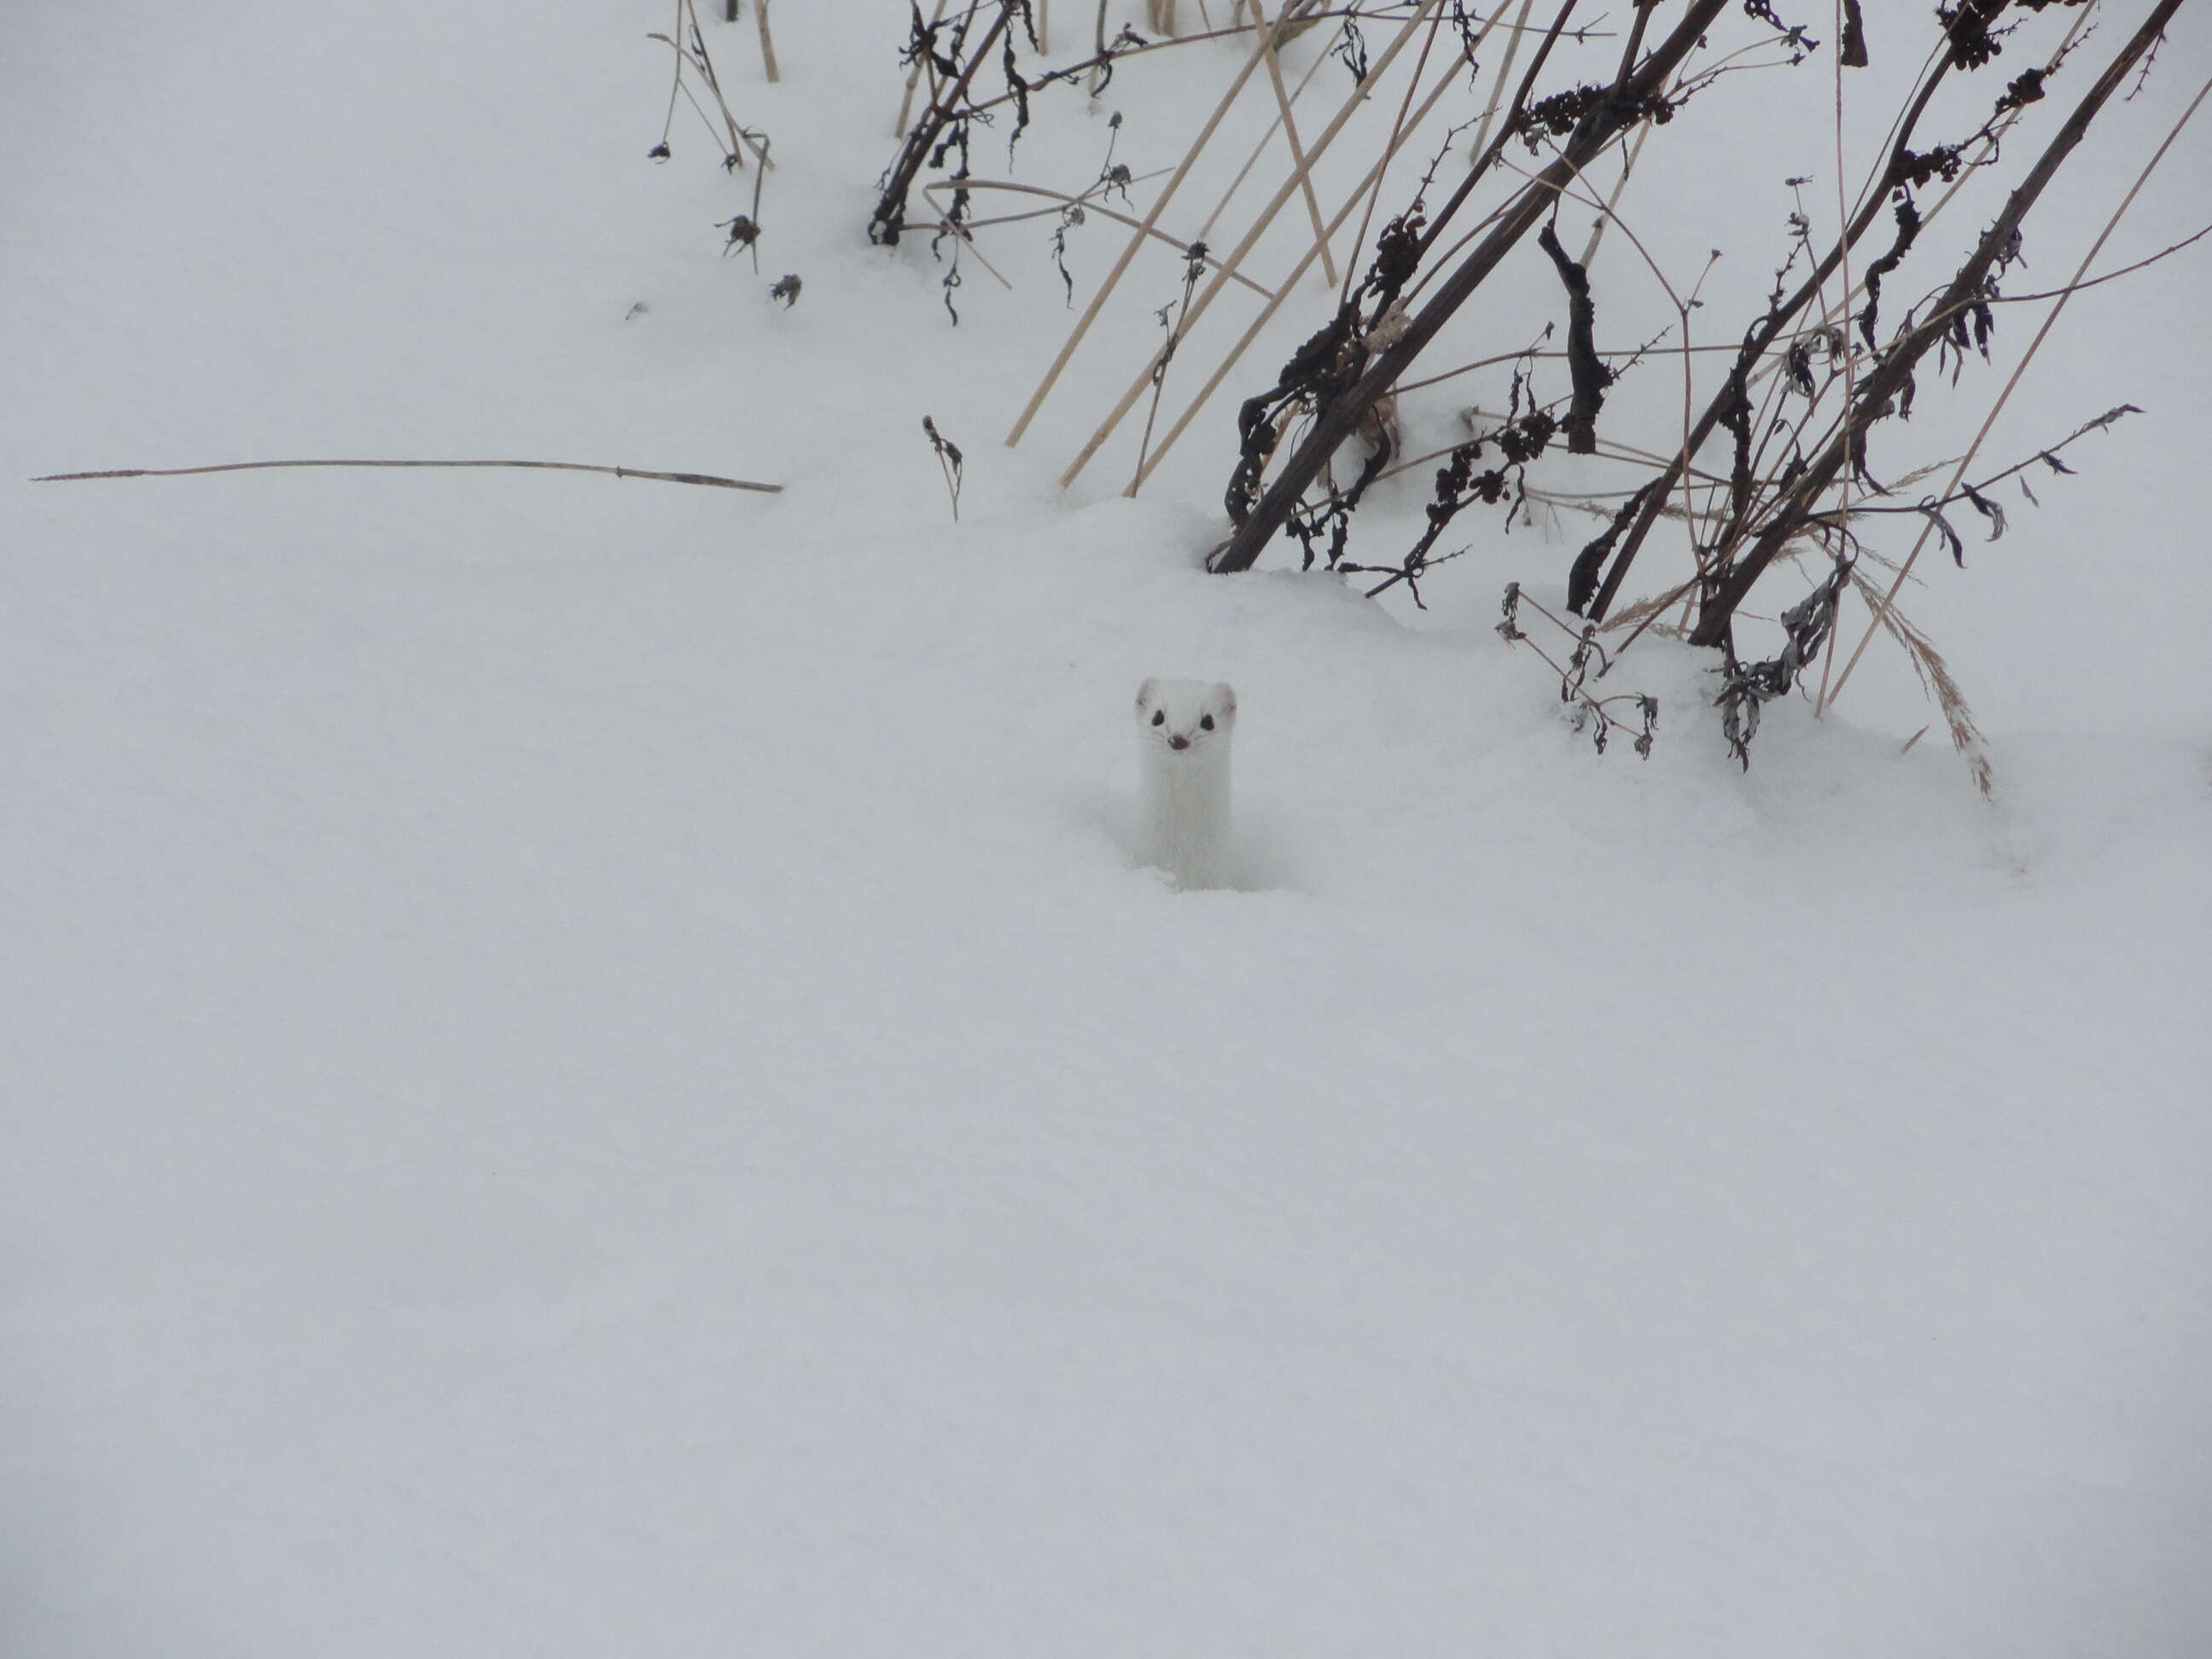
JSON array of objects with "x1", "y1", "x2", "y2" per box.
[{"x1": 1140, "y1": 751, "x2": 1231, "y2": 888}]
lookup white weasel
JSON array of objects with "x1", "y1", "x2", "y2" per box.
[{"x1": 1134, "y1": 677, "x2": 1237, "y2": 889}]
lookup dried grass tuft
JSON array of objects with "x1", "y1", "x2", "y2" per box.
[{"x1": 1846, "y1": 568, "x2": 1992, "y2": 798}]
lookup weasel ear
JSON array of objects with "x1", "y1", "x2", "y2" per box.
[
  {"x1": 1214, "y1": 683, "x2": 1237, "y2": 719},
  {"x1": 1136, "y1": 678, "x2": 1159, "y2": 712}
]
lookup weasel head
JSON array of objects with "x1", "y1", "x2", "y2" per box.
[{"x1": 1136, "y1": 677, "x2": 1237, "y2": 760}]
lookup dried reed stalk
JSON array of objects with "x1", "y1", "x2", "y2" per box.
[
  {"x1": 1004, "y1": 17, "x2": 1278, "y2": 447},
  {"x1": 754, "y1": 0, "x2": 778, "y2": 81},
  {"x1": 1196, "y1": 7, "x2": 1336, "y2": 244},
  {"x1": 1813, "y1": 0, "x2": 1860, "y2": 714},
  {"x1": 935, "y1": 163, "x2": 1175, "y2": 225},
  {"x1": 1125, "y1": 43, "x2": 1462, "y2": 492},
  {"x1": 1243, "y1": 0, "x2": 1338, "y2": 288},
  {"x1": 1060, "y1": 0, "x2": 1447, "y2": 489},
  {"x1": 1845, "y1": 568, "x2": 1990, "y2": 795},
  {"x1": 1462, "y1": 0, "x2": 1535, "y2": 182}
]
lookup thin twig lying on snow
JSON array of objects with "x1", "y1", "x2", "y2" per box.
[{"x1": 32, "y1": 458, "x2": 783, "y2": 493}]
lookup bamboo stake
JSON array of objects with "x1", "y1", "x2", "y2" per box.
[
  {"x1": 1059, "y1": 0, "x2": 1446, "y2": 489},
  {"x1": 1127, "y1": 13, "x2": 1463, "y2": 492},
  {"x1": 1090, "y1": 0, "x2": 1109, "y2": 94},
  {"x1": 1464, "y1": 0, "x2": 1534, "y2": 183},
  {"x1": 1243, "y1": 0, "x2": 1338, "y2": 288},
  {"x1": 923, "y1": 217, "x2": 1019, "y2": 289},
  {"x1": 1197, "y1": 18, "x2": 1334, "y2": 242},
  {"x1": 1004, "y1": 17, "x2": 1277, "y2": 448},
  {"x1": 1575, "y1": 98, "x2": 1653, "y2": 269},
  {"x1": 754, "y1": 0, "x2": 778, "y2": 81}
]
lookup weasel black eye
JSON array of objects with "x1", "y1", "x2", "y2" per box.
[
  {"x1": 1200, "y1": 714, "x2": 1214, "y2": 731},
  {"x1": 1151, "y1": 710, "x2": 1165, "y2": 726}
]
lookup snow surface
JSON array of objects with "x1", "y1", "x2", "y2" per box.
[{"x1": 4, "y1": 3, "x2": 2210, "y2": 1654}]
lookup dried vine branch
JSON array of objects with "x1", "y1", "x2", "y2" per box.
[
  {"x1": 1565, "y1": 27, "x2": 1971, "y2": 620},
  {"x1": 916, "y1": 177, "x2": 1274, "y2": 294},
  {"x1": 1573, "y1": 0, "x2": 2128, "y2": 627},
  {"x1": 870, "y1": 3, "x2": 1018, "y2": 247},
  {"x1": 1208, "y1": 0, "x2": 1731, "y2": 574},
  {"x1": 1057, "y1": 0, "x2": 1451, "y2": 486},
  {"x1": 1497, "y1": 582, "x2": 1659, "y2": 758},
  {"x1": 1534, "y1": 219, "x2": 1609, "y2": 452},
  {"x1": 1687, "y1": 0, "x2": 2185, "y2": 649}
]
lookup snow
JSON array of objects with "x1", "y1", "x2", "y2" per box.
[{"x1": 4, "y1": 3, "x2": 2209, "y2": 1654}]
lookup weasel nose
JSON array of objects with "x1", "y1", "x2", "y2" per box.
[{"x1": 1168, "y1": 735, "x2": 1190, "y2": 750}]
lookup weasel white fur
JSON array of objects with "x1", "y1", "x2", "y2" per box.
[{"x1": 1135, "y1": 677, "x2": 1237, "y2": 889}]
